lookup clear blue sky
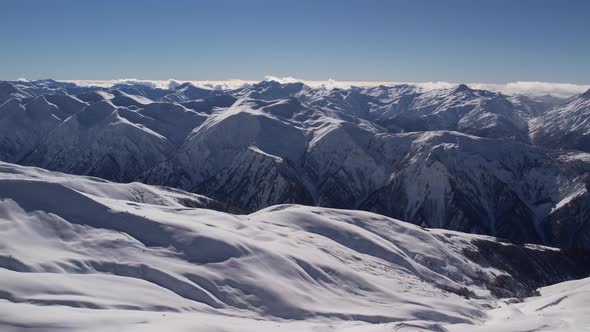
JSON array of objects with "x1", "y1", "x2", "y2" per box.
[{"x1": 1, "y1": 0, "x2": 588, "y2": 83}]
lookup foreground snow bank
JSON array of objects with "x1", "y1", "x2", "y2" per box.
[
  {"x1": 0, "y1": 161, "x2": 588, "y2": 331},
  {"x1": 450, "y1": 277, "x2": 590, "y2": 332}
]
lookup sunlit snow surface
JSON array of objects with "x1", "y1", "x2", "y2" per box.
[
  {"x1": 0, "y1": 161, "x2": 588, "y2": 331},
  {"x1": 450, "y1": 278, "x2": 590, "y2": 332}
]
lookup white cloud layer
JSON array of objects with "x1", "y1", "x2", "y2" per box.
[
  {"x1": 495, "y1": 81, "x2": 590, "y2": 98},
  {"x1": 59, "y1": 77, "x2": 590, "y2": 98}
]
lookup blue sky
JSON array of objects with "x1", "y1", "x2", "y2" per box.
[{"x1": 1, "y1": 0, "x2": 588, "y2": 83}]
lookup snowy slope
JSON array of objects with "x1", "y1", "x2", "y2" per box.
[
  {"x1": 0, "y1": 95, "x2": 83, "y2": 162},
  {"x1": 0, "y1": 161, "x2": 589, "y2": 331},
  {"x1": 450, "y1": 277, "x2": 590, "y2": 332},
  {"x1": 531, "y1": 89, "x2": 590, "y2": 152},
  {"x1": 361, "y1": 131, "x2": 590, "y2": 248},
  {"x1": 22, "y1": 100, "x2": 174, "y2": 182},
  {"x1": 363, "y1": 84, "x2": 530, "y2": 141}
]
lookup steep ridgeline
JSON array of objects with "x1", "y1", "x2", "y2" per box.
[
  {"x1": 1, "y1": 161, "x2": 589, "y2": 331},
  {"x1": 0, "y1": 79, "x2": 589, "y2": 249}
]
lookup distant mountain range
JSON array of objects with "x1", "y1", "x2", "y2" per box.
[{"x1": 1, "y1": 79, "x2": 589, "y2": 249}]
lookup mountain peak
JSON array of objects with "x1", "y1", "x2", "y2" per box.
[
  {"x1": 256, "y1": 80, "x2": 304, "y2": 90},
  {"x1": 581, "y1": 89, "x2": 590, "y2": 99},
  {"x1": 174, "y1": 82, "x2": 195, "y2": 90},
  {"x1": 0, "y1": 97, "x2": 22, "y2": 110},
  {"x1": 76, "y1": 90, "x2": 114, "y2": 103},
  {"x1": 25, "y1": 95, "x2": 60, "y2": 112},
  {"x1": 76, "y1": 100, "x2": 116, "y2": 126},
  {"x1": 454, "y1": 84, "x2": 473, "y2": 93}
]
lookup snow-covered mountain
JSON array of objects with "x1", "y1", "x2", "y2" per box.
[
  {"x1": 531, "y1": 89, "x2": 590, "y2": 152},
  {"x1": 0, "y1": 79, "x2": 588, "y2": 249},
  {"x1": 1, "y1": 161, "x2": 589, "y2": 331}
]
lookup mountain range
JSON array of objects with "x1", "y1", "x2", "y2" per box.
[{"x1": 1, "y1": 79, "x2": 589, "y2": 250}]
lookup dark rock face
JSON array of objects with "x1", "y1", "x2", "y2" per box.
[
  {"x1": 360, "y1": 169, "x2": 541, "y2": 245},
  {"x1": 195, "y1": 148, "x2": 313, "y2": 211},
  {"x1": 545, "y1": 188, "x2": 590, "y2": 250},
  {"x1": 464, "y1": 239, "x2": 590, "y2": 298}
]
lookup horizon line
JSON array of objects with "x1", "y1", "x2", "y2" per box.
[{"x1": 8, "y1": 77, "x2": 590, "y2": 98}]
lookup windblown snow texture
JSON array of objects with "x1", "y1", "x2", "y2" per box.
[{"x1": 0, "y1": 162, "x2": 589, "y2": 331}]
